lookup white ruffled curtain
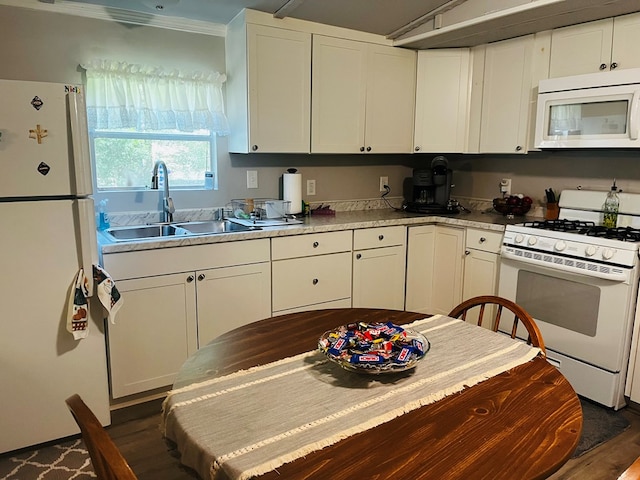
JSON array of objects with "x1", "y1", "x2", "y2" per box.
[{"x1": 81, "y1": 59, "x2": 229, "y2": 135}]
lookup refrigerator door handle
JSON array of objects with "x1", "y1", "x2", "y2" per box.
[
  {"x1": 77, "y1": 198, "x2": 99, "y2": 296},
  {"x1": 68, "y1": 91, "x2": 93, "y2": 196}
]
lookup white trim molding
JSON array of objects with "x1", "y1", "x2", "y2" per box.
[{"x1": 0, "y1": 0, "x2": 227, "y2": 37}]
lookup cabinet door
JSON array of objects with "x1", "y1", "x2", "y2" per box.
[
  {"x1": 480, "y1": 35, "x2": 533, "y2": 154},
  {"x1": 353, "y1": 245, "x2": 406, "y2": 310},
  {"x1": 414, "y1": 49, "x2": 470, "y2": 153},
  {"x1": 405, "y1": 225, "x2": 464, "y2": 315},
  {"x1": 462, "y1": 249, "x2": 499, "y2": 329},
  {"x1": 312, "y1": 35, "x2": 367, "y2": 153},
  {"x1": 196, "y1": 263, "x2": 271, "y2": 348},
  {"x1": 549, "y1": 18, "x2": 613, "y2": 77},
  {"x1": 364, "y1": 44, "x2": 416, "y2": 154},
  {"x1": 107, "y1": 273, "x2": 197, "y2": 398},
  {"x1": 611, "y1": 12, "x2": 640, "y2": 72},
  {"x1": 247, "y1": 25, "x2": 311, "y2": 153}
]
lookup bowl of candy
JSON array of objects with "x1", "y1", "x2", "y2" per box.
[
  {"x1": 318, "y1": 322, "x2": 429, "y2": 374},
  {"x1": 493, "y1": 195, "x2": 533, "y2": 216}
]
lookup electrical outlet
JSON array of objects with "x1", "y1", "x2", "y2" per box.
[
  {"x1": 500, "y1": 178, "x2": 512, "y2": 196},
  {"x1": 247, "y1": 170, "x2": 258, "y2": 189},
  {"x1": 379, "y1": 176, "x2": 389, "y2": 192},
  {"x1": 307, "y1": 179, "x2": 316, "y2": 196}
]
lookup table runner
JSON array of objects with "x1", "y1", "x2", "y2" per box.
[{"x1": 162, "y1": 314, "x2": 540, "y2": 480}]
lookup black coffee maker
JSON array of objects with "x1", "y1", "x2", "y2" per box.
[{"x1": 404, "y1": 156, "x2": 456, "y2": 214}]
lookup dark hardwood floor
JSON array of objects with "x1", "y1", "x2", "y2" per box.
[{"x1": 111, "y1": 398, "x2": 640, "y2": 480}]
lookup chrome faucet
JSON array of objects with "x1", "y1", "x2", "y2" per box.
[{"x1": 151, "y1": 160, "x2": 175, "y2": 223}]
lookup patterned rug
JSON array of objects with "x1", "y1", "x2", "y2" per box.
[{"x1": 0, "y1": 438, "x2": 95, "y2": 479}]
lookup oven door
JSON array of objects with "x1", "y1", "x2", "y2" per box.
[{"x1": 498, "y1": 256, "x2": 636, "y2": 373}]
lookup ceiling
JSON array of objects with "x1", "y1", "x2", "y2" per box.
[{"x1": 41, "y1": 0, "x2": 640, "y2": 48}]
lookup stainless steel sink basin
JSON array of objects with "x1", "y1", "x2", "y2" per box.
[
  {"x1": 103, "y1": 221, "x2": 261, "y2": 242},
  {"x1": 103, "y1": 224, "x2": 188, "y2": 242},
  {"x1": 175, "y1": 220, "x2": 262, "y2": 235}
]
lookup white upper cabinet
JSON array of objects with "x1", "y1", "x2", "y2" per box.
[
  {"x1": 413, "y1": 49, "x2": 471, "y2": 154},
  {"x1": 312, "y1": 36, "x2": 416, "y2": 154},
  {"x1": 549, "y1": 12, "x2": 640, "y2": 78},
  {"x1": 479, "y1": 35, "x2": 534, "y2": 154},
  {"x1": 226, "y1": 21, "x2": 311, "y2": 153}
]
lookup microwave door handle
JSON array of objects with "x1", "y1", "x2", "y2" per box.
[{"x1": 630, "y1": 90, "x2": 640, "y2": 140}]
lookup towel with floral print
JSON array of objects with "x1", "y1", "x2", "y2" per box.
[
  {"x1": 68, "y1": 269, "x2": 90, "y2": 340},
  {"x1": 93, "y1": 264, "x2": 123, "y2": 324}
]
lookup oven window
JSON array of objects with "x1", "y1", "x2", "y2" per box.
[{"x1": 515, "y1": 271, "x2": 600, "y2": 337}]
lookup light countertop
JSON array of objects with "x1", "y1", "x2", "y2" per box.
[{"x1": 99, "y1": 208, "x2": 539, "y2": 254}]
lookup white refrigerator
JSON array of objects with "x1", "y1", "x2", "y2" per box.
[{"x1": 0, "y1": 79, "x2": 110, "y2": 453}]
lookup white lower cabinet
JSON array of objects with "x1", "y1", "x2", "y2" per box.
[
  {"x1": 352, "y1": 226, "x2": 406, "y2": 310},
  {"x1": 195, "y1": 262, "x2": 271, "y2": 348},
  {"x1": 102, "y1": 239, "x2": 270, "y2": 399},
  {"x1": 405, "y1": 225, "x2": 465, "y2": 315},
  {"x1": 461, "y1": 228, "x2": 503, "y2": 329},
  {"x1": 106, "y1": 273, "x2": 197, "y2": 398},
  {"x1": 271, "y1": 231, "x2": 352, "y2": 315}
]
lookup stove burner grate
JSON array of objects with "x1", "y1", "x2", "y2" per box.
[
  {"x1": 578, "y1": 226, "x2": 640, "y2": 242},
  {"x1": 521, "y1": 219, "x2": 596, "y2": 232}
]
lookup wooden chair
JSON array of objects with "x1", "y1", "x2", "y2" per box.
[
  {"x1": 448, "y1": 295, "x2": 546, "y2": 355},
  {"x1": 65, "y1": 394, "x2": 138, "y2": 480},
  {"x1": 619, "y1": 455, "x2": 640, "y2": 480}
]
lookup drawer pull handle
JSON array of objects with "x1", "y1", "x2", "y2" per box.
[
  {"x1": 479, "y1": 237, "x2": 486, "y2": 243},
  {"x1": 313, "y1": 241, "x2": 319, "y2": 248},
  {"x1": 378, "y1": 235, "x2": 384, "y2": 241},
  {"x1": 186, "y1": 275, "x2": 195, "y2": 283},
  {"x1": 198, "y1": 274, "x2": 206, "y2": 281},
  {"x1": 356, "y1": 253, "x2": 362, "y2": 260},
  {"x1": 465, "y1": 250, "x2": 470, "y2": 256},
  {"x1": 312, "y1": 278, "x2": 319, "y2": 285}
]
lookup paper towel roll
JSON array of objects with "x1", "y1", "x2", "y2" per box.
[{"x1": 283, "y1": 173, "x2": 302, "y2": 214}]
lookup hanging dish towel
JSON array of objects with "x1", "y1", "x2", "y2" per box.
[
  {"x1": 93, "y1": 264, "x2": 123, "y2": 324},
  {"x1": 67, "y1": 268, "x2": 90, "y2": 340}
]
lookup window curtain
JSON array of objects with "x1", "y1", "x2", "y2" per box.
[{"x1": 81, "y1": 59, "x2": 229, "y2": 135}]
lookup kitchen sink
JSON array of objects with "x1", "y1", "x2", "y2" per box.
[
  {"x1": 103, "y1": 221, "x2": 261, "y2": 242},
  {"x1": 175, "y1": 220, "x2": 262, "y2": 235}
]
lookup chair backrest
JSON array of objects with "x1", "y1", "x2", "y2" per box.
[
  {"x1": 65, "y1": 394, "x2": 138, "y2": 480},
  {"x1": 618, "y1": 455, "x2": 640, "y2": 480},
  {"x1": 448, "y1": 295, "x2": 546, "y2": 355}
]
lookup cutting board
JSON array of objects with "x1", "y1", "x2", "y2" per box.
[{"x1": 228, "y1": 217, "x2": 304, "y2": 227}]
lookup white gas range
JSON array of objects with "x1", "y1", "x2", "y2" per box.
[{"x1": 498, "y1": 189, "x2": 640, "y2": 410}]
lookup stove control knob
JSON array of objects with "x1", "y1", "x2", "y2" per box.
[
  {"x1": 515, "y1": 234, "x2": 525, "y2": 244},
  {"x1": 555, "y1": 240, "x2": 567, "y2": 252},
  {"x1": 585, "y1": 245, "x2": 597, "y2": 257},
  {"x1": 602, "y1": 248, "x2": 615, "y2": 260},
  {"x1": 527, "y1": 236, "x2": 538, "y2": 246}
]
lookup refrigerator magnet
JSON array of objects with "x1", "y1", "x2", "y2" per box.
[
  {"x1": 37, "y1": 162, "x2": 50, "y2": 176},
  {"x1": 29, "y1": 124, "x2": 48, "y2": 144},
  {"x1": 31, "y1": 96, "x2": 44, "y2": 110}
]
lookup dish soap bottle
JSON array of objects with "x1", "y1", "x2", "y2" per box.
[
  {"x1": 602, "y1": 180, "x2": 619, "y2": 228},
  {"x1": 98, "y1": 199, "x2": 111, "y2": 231}
]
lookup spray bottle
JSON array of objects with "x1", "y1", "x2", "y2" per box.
[{"x1": 98, "y1": 199, "x2": 111, "y2": 231}]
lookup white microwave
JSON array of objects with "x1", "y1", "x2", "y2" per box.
[{"x1": 535, "y1": 68, "x2": 640, "y2": 148}]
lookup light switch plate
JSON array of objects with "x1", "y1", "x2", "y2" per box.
[
  {"x1": 247, "y1": 170, "x2": 258, "y2": 189},
  {"x1": 307, "y1": 179, "x2": 316, "y2": 196}
]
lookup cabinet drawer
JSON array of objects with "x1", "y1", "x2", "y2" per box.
[
  {"x1": 353, "y1": 226, "x2": 406, "y2": 250},
  {"x1": 271, "y1": 231, "x2": 352, "y2": 260},
  {"x1": 272, "y1": 252, "x2": 352, "y2": 312},
  {"x1": 465, "y1": 228, "x2": 503, "y2": 253},
  {"x1": 103, "y1": 239, "x2": 270, "y2": 280}
]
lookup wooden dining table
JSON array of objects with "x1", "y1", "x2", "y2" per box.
[{"x1": 165, "y1": 308, "x2": 583, "y2": 480}]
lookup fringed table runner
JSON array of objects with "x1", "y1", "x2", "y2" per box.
[{"x1": 162, "y1": 314, "x2": 540, "y2": 480}]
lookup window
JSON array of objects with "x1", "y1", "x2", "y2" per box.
[
  {"x1": 90, "y1": 128, "x2": 216, "y2": 190},
  {"x1": 81, "y1": 59, "x2": 228, "y2": 192}
]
